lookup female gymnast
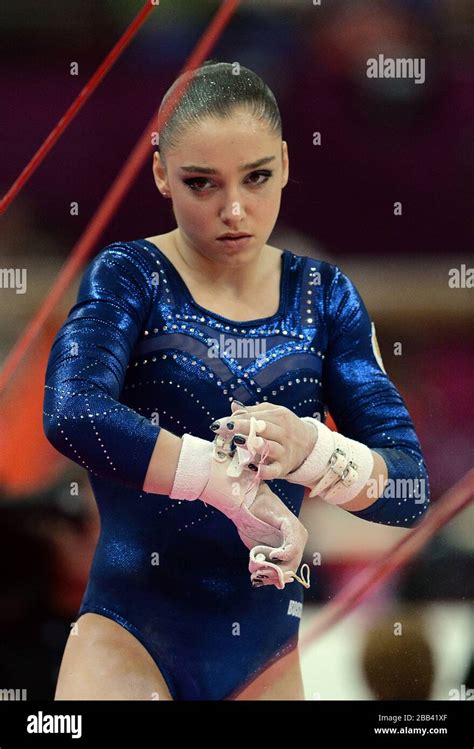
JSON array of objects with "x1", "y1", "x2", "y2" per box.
[{"x1": 43, "y1": 60, "x2": 430, "y2": 701}]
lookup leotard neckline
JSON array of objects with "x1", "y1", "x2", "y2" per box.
[{"x1": 140, "y1": 238, "x2": 291, "y2": 327}]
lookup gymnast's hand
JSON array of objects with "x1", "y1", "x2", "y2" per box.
[
  {"x1": 242, "y1": 481, "x2": 310, "y2": 590},
  {"x1": 210, "y1": 401, "x2": 317, "y2": 481},
  {"x1": 199, "y1": 422, "x2": 310, "y2": 589},
  {"x1": 171, "y1": 413, "x2": 310, "y2": 589}
]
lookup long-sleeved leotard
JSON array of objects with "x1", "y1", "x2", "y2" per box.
[{"x1": 43, "y1": 239, "x2": 429, "y2": 699}]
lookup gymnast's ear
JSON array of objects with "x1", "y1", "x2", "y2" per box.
[
  {"x1": 281, "y1": 140, "x2": 289, "y2": 189},
  {"x1": 152, "y1": 150, "x2": 171, "y2": 198}
]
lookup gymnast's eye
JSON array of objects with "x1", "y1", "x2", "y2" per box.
[
  {"x1": 183, "y1": 170, "x2": 273, "y2": 193},
  {"x1": 183, "y1": 177, "x2": 212, "y2": 192},
  {"x1": 246, "y1": 169, "x2": 273, "y2": 186}
]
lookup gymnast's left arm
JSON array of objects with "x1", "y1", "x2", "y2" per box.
[
  {"x1": 293, "y1": 265, "x2": 430, "y2": 527},
  {"x1": 217, "y1": 266, "x2": 430, "y2": 528}
]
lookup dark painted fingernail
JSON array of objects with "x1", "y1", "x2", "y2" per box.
[
  {"x1": 248, "y1": 463, "x2": 258, "y2": 471},
  {"x1": 233, "y1": 435, "x2": 246, "y2": 445},
  {"x1": 272, "y1": 558, "x2": 283, "y2": 563},
  {"x1": 226, "y1": 421, "x2": 235, "y2": 430},
  {"x1": 210, "y1": 421, "x2": 220, "y2": 431},
  {"x1": 232, "y1": 400, "x2": 244, "y2": 407}
]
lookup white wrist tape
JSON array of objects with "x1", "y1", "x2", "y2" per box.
[
  {"x1": 286, "y1": 417, "x2": 374, "y2": 505},
  {"x1": 169, "y1": 434, "x2": 212, "y2": 500},
  {"x1": 169, "y1": 419, "x2": 267, "y2": 503}
]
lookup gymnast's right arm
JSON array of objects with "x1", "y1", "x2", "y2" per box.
[{"x1": 43, "y1": 242, "x2": 181, "y2": 493}]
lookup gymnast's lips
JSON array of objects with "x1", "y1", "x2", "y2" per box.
[{"x1": 217, "y1": 232, "x2": 252, "y2": 240}]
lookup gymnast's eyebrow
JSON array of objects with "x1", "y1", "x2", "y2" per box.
[{"x1": 179, "y1": 156, "x2": 276, "y2": 175}]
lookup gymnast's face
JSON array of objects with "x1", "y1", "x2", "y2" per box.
[{"x1": 152, "y1": 108, "x2": 289, "y2": 263}]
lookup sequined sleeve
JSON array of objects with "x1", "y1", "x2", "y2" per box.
[
  {"x1": 322, "y1": 266, "x2": 430, "y2": 527},
  {"x1": 43, "y1": 243, "x2": 161, "y2": 489}
]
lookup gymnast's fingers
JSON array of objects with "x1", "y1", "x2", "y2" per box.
[
  {"x1": 230, "y1": 401, "x2": 266, "y2": 414},
  {"x1": 254, "y1": 460, "x2": 282, "y2": 481},
  {"x1": 233, "y1": 433, "x2": 283, "y2": 457},
  {"x1": 210, "y1": 415, "x2": 285, "y2": 444}
]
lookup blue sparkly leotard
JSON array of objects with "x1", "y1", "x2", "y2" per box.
[{"x1": 43, "y1": 239, "x2": 430, "y2": 700}]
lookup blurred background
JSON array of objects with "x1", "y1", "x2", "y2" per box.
[{"x1": 0, "y1": 0, "x2": 472, "y2": 700}]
